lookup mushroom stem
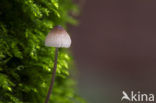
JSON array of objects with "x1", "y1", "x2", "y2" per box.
[{"x1": 44, "y1": 48, "x2": 59, "y2": 103}]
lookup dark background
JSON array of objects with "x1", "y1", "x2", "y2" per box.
[{"x1": 69, "y1": 0, "x2": 156, "y2": 103}]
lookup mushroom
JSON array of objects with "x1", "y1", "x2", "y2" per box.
[{"x1": 44, "y1": 25, "x2": 71, "y2": 103}]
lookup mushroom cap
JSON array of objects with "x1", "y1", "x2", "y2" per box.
[{"x1": 45, "y1": 26, "x2": 71, "y2": 48}]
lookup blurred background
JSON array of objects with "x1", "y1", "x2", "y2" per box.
[{"x1": 69, "y1": 0, "x2": 156, "y2": 103}]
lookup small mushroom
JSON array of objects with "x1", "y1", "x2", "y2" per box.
[{"x1": 44, "y1": 25, "x2": 71, "y2": 103}]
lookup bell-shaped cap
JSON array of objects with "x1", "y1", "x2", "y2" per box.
[{"x1": 45, "y1": 26, "x2": 71, "y2": 48}]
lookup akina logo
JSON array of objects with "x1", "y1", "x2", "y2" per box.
[{"x1": 121, "y1": 91, "x2": 155, "y2": 102}]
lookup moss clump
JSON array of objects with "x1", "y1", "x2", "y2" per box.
[{"x1": 0, "y1": 0, "x2": 85, "y2": 103}]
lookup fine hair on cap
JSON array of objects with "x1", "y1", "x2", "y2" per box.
[{"x1": 45, "y1": 26, "x2": 71, "y2": 48}]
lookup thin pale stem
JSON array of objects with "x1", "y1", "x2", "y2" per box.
[{"x1": 44, "y1": 48, "x2": 58, "y2": 103}]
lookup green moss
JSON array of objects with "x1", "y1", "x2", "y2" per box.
[{"x1": 0, "y1": 0, "x2": 85, "y2": 103}]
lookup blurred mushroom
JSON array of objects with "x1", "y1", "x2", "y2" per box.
[{"x1": 44, "y1": 25, "x2": 71, "y2": 103}]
